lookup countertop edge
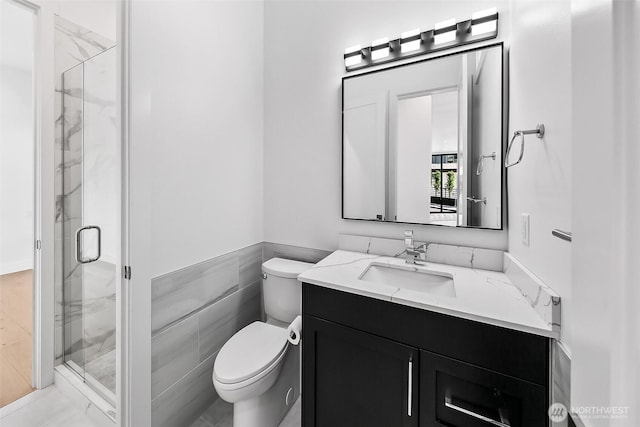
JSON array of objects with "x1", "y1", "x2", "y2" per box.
[{"x1": 300, "y1": 277, "x2": 559, "y2": 340}]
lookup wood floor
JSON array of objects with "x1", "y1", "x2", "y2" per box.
[{"x1": 0, "y1": 270, "x2": 34, "y2": 408}]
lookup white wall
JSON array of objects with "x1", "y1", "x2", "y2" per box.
[
  {"x1": 264, "y1": 0, "x2": 509, "y2": 252},
  {"x1": 571, "y1": 1, "x2": 640, "y2": 425},
  {"x1": 507, "y1": 0, "x2": 573, "y2": 349},
  {"x1": 131, "y1": 0, "x2": 265, "y2": 277},
  {"x1": 129, "y1": 2, "x2": 264, "y2": 422},
  {"x1": 0, "y1": 2, "x2": 35, "y2": 275}
]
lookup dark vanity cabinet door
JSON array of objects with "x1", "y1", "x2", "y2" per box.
[
  {"x1": 302, "y1": 316, "x2": 419, "y2": 427},
  {"x1": 303, "y1": 284, "x2": 551, "y2": 427},
  {"x1": 420, "y1": 351, "x2": 547, "y2": 427}
]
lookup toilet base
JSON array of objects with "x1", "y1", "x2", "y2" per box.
[{"x1": 232, "y1": 345, "x2": 300, "y2": 427}]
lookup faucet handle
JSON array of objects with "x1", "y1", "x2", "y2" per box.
[{"x1": 404, "y1": 230, "x2": 414, "y2": 247}]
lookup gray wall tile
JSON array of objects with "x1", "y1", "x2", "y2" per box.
[
  {"x1": 150, "y1": 242, "x2": 328, "y2": 425},
  {"x1": 151, "y1": 316, "x2": 199, "y2": 399},
  {"x1": 152, "y1": 252, "x2": 239, "y2": 332},
  {"x1": 152, "y1": 353, "x2": 219, "y2": 427},
  {"x1": 239, "y1": 243, "x2": 263, "y2": 288},
  {"x1": 263, "y1": 242, "x2": 330, "y2": 264},
  {"x1": 198, "y1": 282, "x2": 262, "y2": 362}
]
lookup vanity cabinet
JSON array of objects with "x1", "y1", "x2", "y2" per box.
[
  {"x1": 304, "y1": 316, "x2": 419, "y2": 427},
  {"x1": 302, "y1": 283, "x2": 550, "y2": 427}
]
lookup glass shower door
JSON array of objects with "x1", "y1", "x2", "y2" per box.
[{"x1": 62, "y1": 47, "x2": 117, "y2": 404}]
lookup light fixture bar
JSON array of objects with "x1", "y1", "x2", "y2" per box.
[{"x1": 344, "y1": 12, "x2": 499, "y2": 72}]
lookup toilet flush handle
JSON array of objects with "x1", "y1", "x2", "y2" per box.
[{"x1": 262, "y1": 273, "x2": 267, "y2": 279}]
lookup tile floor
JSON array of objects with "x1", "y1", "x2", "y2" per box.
[
  {"x1": 190, "y1": 397, "x2": 301, "y2": 427},
  {"x1": 0, "y1": 386, "x2": 99, "y2": 427},
  {"x1": 0, "y1": 270, "x2": 34, "y2": 408}
]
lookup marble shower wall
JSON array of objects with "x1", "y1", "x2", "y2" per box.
[
  {"x1": 54, "y1": 15, "x2": 116, "y2": 367},
  {"x1": 150, "y1": 242, "x2": 329, "y2": 427}
]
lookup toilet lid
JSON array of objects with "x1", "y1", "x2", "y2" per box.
[{"x1": 214, "y1": 322, "x2": 288, "y2": 384}]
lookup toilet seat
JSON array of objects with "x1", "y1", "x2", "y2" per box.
[{"x1": 214, "y1": 321, "x2": 289, "y2": 389}]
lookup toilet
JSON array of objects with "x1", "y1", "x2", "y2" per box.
[{"x1": 213, "y1": 257, "x2": 313, "y2": 427}]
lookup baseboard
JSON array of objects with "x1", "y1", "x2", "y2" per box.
[{"x1": 0, "y1": 260, "x2": 33, "y2": 276}]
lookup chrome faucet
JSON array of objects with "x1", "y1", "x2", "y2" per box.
[{"x1": 404, "y1": 230, "x2": 426, "y2": 264}]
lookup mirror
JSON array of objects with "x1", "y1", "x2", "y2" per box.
[{"x1": 342, "y1": 43, "x2": 504, "y2": 229}]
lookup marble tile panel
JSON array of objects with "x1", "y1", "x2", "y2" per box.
[
  {"x1": 368, "y1": 237, "x2": 407, "y2": 257},
  {"x1": 425, "y1": 243, "x2": 503, "y2": 272},
  {"x1": 152, "y1": 251, "x2": 239, "y2": 332},
  {"x1": 84, "y1": 349, "x2": 116, "y2": 395},
  {"x1": 469, "y1": 246, "x2": 504, "y2": 271},
  {"x1": 238, "y1": 243, "x2": 263, "y2": 288},
  {"x1": 263, "y1": 242, "x2": 330, "y2": 264},
  {"x1": 503, "y1": 253, "x2": 561, "y2": 332},
  {"x1": 337, "y1": 234, "x2": 372, "y2": 253},
  {"x1": 152, "y1": 353, "x2": 219, "y2": 427},
  {"x1": 151, "y1": 315, "x2": 199, "y2": 399},
  {"x1": 337, "y1": 234, "x2": 407, "y2": 257},
  {"x1": 54, "y1": 16, "x2": 115, "y2": 75},
  {"x1": 61, "y1": 261, "x2": 116, "y2": 366},
  {"x1": 197, "y1": 282, "x2": 262, "y2": 362}
]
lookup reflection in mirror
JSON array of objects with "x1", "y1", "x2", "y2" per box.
[{"x1": 343, "y1": 43, "x2": 504, "y2": 229}]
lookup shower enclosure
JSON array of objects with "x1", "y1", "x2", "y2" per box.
[{"x1": 58, "y1": 30, "x2": 117, "y2": 405}]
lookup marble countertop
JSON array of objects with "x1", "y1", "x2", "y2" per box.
[{"x1": 298, "y1": 250, "x2": 558, "y2": 339}]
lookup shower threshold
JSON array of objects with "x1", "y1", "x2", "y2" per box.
[{"x1": 54, "y1": 364, "x2": 116, "y2": 426}]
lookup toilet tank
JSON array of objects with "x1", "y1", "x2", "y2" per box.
[{"x1": 262, "y1": 258, "x2": 314, "y2": 324}]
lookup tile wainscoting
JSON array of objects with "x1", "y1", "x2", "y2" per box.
[{"x1": 150, "y1": 242, "x2": 330, "y2": 427}]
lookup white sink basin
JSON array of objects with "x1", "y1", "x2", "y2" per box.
[{"x1": 359, "y1": 263, "x2": 456, "y2": 297}]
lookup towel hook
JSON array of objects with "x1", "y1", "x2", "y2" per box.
[
  {"x1": 505, "y1": 124, "x2": 545, "y2": 168},
  {"x1": 476, "y1": 152, "x2": 496, "y2": 175}
]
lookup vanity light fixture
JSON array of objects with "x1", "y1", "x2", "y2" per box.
[
  {"x1": 371, "y1": 37, "x2": 390, "y2": 61},
  {"x1": 471, "y1": 8, "x2": 498, "y2": 36},
  {"x1": 434, "y1": 19, "x2": 457, "y2": 45},
  {"x1": 343, "y1": 10, "x2": 499, "y2": 71},
  {"x1": 400, "y1": 29, "x2": 421, "y2": 53},
  {"x1": 344, "y1": 45, "x2": 363, "y2": 68}
]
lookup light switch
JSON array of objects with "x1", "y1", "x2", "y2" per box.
[{"x1": 521, "y1": 213, "x2": 530, "y2": 246}]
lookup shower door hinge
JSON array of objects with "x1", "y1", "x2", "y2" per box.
[
  {"x1": 123, "y1": 266, "x2": 132, "y2": 280},
  {"x1": 35, "y1": 240, "x2": 42, "y2": 250}
]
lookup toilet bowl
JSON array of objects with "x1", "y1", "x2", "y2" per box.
[
  {"x1": 213, "y1": 322, "x2": 288, "y2": 403},
  {"x1": 213, "y1": 258, "x2": 313, "y2": 427}
]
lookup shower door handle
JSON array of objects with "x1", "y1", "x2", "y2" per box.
[{"x1": 75, "y1": 225, "x2": 101, "y2": 264}]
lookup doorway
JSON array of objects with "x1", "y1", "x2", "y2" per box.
[{"x1": 0, "y1": 0, "x2": 37, "y2": 407}]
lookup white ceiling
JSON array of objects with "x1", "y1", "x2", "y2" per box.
[{"x1": 1, "y1": 1, "x2": 36, "y2": 72}]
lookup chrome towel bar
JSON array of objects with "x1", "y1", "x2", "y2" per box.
[
  {"x1": 505, "y1": 124, "x2": 545, "y2": 168},
  {"x1": 552, "y1": 229, "x2": 572, "y2": 242}
]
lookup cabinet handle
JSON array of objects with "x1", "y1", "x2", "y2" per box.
[
  {"x1": 407, "y1": 358, "x2": 413, "y2": 417},
  {"x1": 444, "y1": 396, "x2": 510, "y2": 427}
]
